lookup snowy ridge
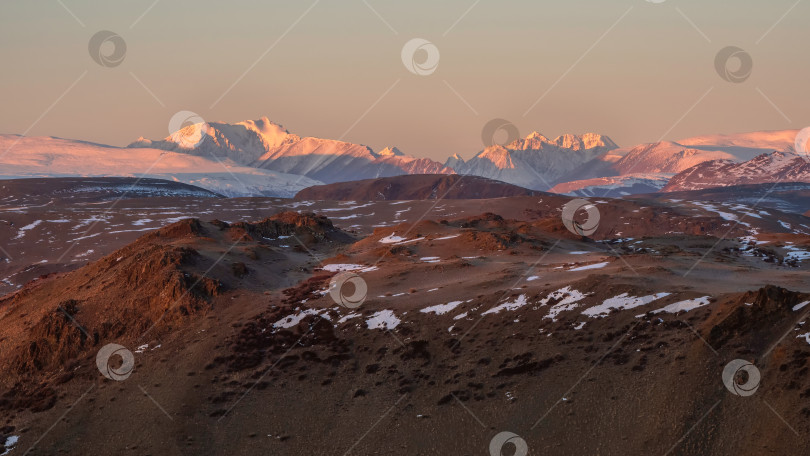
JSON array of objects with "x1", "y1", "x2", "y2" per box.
[
  {"x1": 612, "y1": 142, "x2": 735, "y2": 175},
  {"x1": 663, "y1": 151, "x2": 810, "y2": 192},
  {"x1": 0, "y1": 135, "x2": 322, "y2": 197},
  {"x1": 132, "y1": 117, "x2": 453, "y2": 184},
  {"x1": 445, "y1": 130, "x2": 796, "y2": 194}
]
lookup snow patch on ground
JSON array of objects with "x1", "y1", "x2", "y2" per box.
[
  {"x1": 646, "y1": 296, "x2": 711, "y2": 315},
  {"x1": 2, "y1": 435, "x2": 19, "y2": 455},
  {"x1": 321, "y1": 264, "x2": 378, "y2": 273},
  {"x1": 583, "y1": 292, "x2": 671, "y2": 318},
  {"x1": 379, "y1": 234, "x2": 407, "y2": 244},
  {"x1": 378, "y1": 292, "x2": 407, "y2": 298},
  {"x1": 366, "y1": 310, "x2": 401, "y2": 330},
  {"x1": 420, "y1": 301, "x2": 463, "y2": 315},
  {"x1": 273, "y1": 309, "x2": 324, "y2": 329},
  {"x1": 337, "y1": 312, "x2": 360, "y2": 324},
  {"x1": 793, "y1": 301, "x2": 810, "y2": 312},
  {"x1": 541, "y1": 286, "x2": 590, "y2": 321},
  {"x1": 331, "y1": 213, "x2": 374, "y2": 220},
  {"x1": 693, "y1": 202, "x2": 750, "y2": 227},
  {"x1": 785, "y1": 247, "x2": 810, "y2": 262},
  {"x1": 13, "y1": 220, "x2": 42, "y2": 239},
  {"x1": 287, "y1": 200, "x2": 314, "y2": 208},
  {"x1": 73, "y1": 249, "x2": 96, "y2": 259},
  {"x1": 568, "y1": 261, "x2": 608, "y2": 271},
  {"x1": 482, "y1": 295, "x2": 529, "y2": 315},
  {"x1": 319, "y1": 203, "x2": 373, "y2": 212},
  {"x1": 393, "y1": 237, "x2": 422, "y2": 245}
]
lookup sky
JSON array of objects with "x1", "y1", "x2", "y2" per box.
[{"x1": 0, "y1": 0, "x2": 808, "y2": 161}]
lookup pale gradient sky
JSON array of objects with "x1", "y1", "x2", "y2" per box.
[{"x1": 0, "y1": 0, "x2": 808, "y2": 160}]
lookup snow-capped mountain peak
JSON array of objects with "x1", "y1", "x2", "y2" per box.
[
  {"x1": 476, "y1": 145, "x2": 517, "y2": 169},
  {"x1": 130, "y1": 117, "x2": 451, "y2": 184},
  {"x1": 505, "y1": 132, "x2": 617, "y2": 153},
  {"x1": 444, "y1": 153, "x2": 465, "y2": 171},
  {"x1": 377, "y1": 146, "x2": 405, "y2": 157},
  {"x1": 451, "y1": 131, "x2": 619, "y2": 190},
  {"x1": 552, "y1": 132, "x2": 617, "y2": 151},
  {"x1": 234, "y1": 117, "x2": 291, "y2": 149},
  {"x1": 524, "y1": 131, "x2": 550, "y2": 141}
]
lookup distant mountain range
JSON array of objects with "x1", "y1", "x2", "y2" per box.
[
  {"x1": 448, "y1": 129, "x2": 803, "y2": 194},
  {"x1": 444, "y1": 132, "x2": 617, "y2": 190},
  {"x1": 130, "y1": 117, "x2": 453, "y2": 184},
  {"x1": 0, "y1": 116, "x2": 807, "y2": 197}
]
